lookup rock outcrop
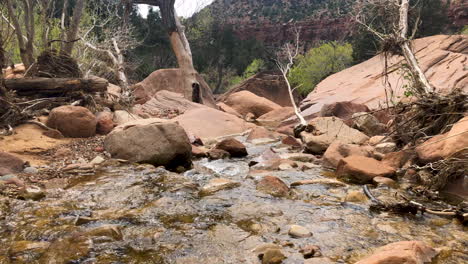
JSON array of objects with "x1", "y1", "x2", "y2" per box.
[
  {"x1": 300, "y1": 35, "x2": 468, "y2": 119},
  {"x1": 218, "y1": 71, "x2": 300, "y2": 107},
  {"x1": 131, "y1": 68, "x2": 217, "y2": 108},
  {"x1": 47, "y1": 106, "x2": 97, "y2": 138},
  {"x1": 104, "y1": 119, "x2": 192, "y2": 169}
]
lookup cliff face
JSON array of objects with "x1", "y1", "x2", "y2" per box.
[{"x1": 201, "y1": 0, "x2": 466, "y2": 46}]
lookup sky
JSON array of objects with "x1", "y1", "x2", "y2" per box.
[{"x1": 138, "y1": 0, "x2": 215, "y2": 18}]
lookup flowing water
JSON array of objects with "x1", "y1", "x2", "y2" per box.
[{"x1": 0, "y1": 141, "x2": 466, "y2": 263}]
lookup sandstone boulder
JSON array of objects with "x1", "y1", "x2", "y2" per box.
[
  {"x1": 352, "y1": 112, "x2": 386, "y2": 136},
  {"x1": 301, "y1": 117, "x2": 369, "y2": 154},
  {"x1": 0, "y1": 152, "x2": 25, "y2": 176},
  {"x1": 336, "y1": 156, "x2": 396, "y2": 184},
  {"x1": 96, "y1": 111, "x2": 115, "y2": 135},
  {"x1": 216, "y1": 102, "x2": 242, "y2": 118},
  {"x1": 381, "y1": 150, "x2": 414, "y2": 169},
  {"x1": 223, "y1": 91, "x2": 282, "y2": 118},
  {"x1": 113, "y1": 110, "x2": 141, "y2": 125},
  {"x1": 215, "y1": 138, "x2": 248, "y2": 158},
  {"x1": 104, "y1": 119, "x2": 192, "y2": 169},
  {"x1": 247, "y1": 127, "x2": 279, "y2": 142},
  {"x1": 323, "y1": 142, "x2": 374, "y2": 169},
  {"x1": 257, "y1": 107, "x2": 295, "y2": 127},
  {"x1": 133, "y1": 90, "x2": 205, "y2": 118},
  {"x1": 173, "y1": 108, "x2": 256, "y2": 142},
  {"x1": 320, "y1": 102, "x2": 370, "y2": 124},
  {"x1": 356, "y1": 241, "x2": 437, "y2": 264},
  {"x1": 46, "y1": 106, "x2": 97, "y2": 138},
  {"x1": 131, "y1": 68, "x2": 217, "y2": 107}
]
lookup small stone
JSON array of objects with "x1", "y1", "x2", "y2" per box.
[
  {"x1": 90, "y1": 156, "x2": 105, "y2": 165},
  {"x1": 256, "y1": 176, "x2": 290, "y2": 197},
  {"x1": 345, "y1": 190, "x2": 367, "y2": 203},
  {"x1": 94, "y1": 146, "x2": 105, "y2": 152},
  {"x1": 281, "y1": 136, "x2": 302, "y2": 149},
  {"x1": 208, "y1": 149, "x2": 230, "y2": 160},
  {"x1": 215, "y1": 138, "x2": 248, "y2": 157},
  {"x1": 288, "y1": 225, "x2": 312, "y2": 238},
  {"x1": 23, "y1": 166, "x2": 39, "y2": 174},
  {"x1": 300, "y1": 245, "x2": 322, "y2": 258},
  {"x1": 375, "y1": 142, "x2": 397, "y2": 154},
  {"x1": 373, "y1": 176, "x2": 397, "y2": 187},
  {"x1": 262, "y1": 249, "x2": 286, "y2": 264},
  {"x1": 199, "y1": 178, "x2": 240, "y2": 196},
  {"x1": 192, "y1": 145, "x2": 208, "y2": 158}
]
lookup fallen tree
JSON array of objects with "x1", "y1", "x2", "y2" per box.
[{"x1": 4, "y1": 76, "x2": 108, "y2": 96}]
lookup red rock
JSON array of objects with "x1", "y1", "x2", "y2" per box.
[
  {"x1": 0, "y1": 152, "x2": 25, "y2": 176},
  {"x1": 442, "y1": 116, "x2": 468, "y2": 159},
  {"x1": 215, "y1": 138, "x2": 248, "y2": 157},
  {"x1": 356, "y1": 241, "x2": 437, "y2": 264},
  {"x1": 319, "y1": 102, "x2": 370, "y2": 125},
  {"x1": 247, "y1": 126, "x2": 277, "y2": 142},
  {"x1": 46, "y1": 106, "x2": 97, "y2": 138},
  {"x1": 223, "y1": 90, "x2": 282, "y2": 118},
  {"x1": 382, "y1": 151, "x2": 414, "y2": 169},
  {"x1": 257, "y1": 107, "x2": 295, "y2": 127},
  {"x1": 96, "y1": 111, "x2": 115, "y2": 135},
  {"x1": 256, "y1": 175, "x2": 290, "y2": 197},
  {"x1": 281, "y1": 136, "x2": 302, "y2": 148},
  {"x1": 192, "y1": 145, "x2": 208, "y2": 158},
  {"x1": 216, "y1": 102, "x2": 242, "y2": 118},
  {"x1": 133, "y1": 90, "x2": 205, "y2": 118},
  {"x1": 323, "y1": 142, "x2": 374, "y2": 169},
  {"x1": 336, "y1": 156, "x2": 396, "y2": 184}
]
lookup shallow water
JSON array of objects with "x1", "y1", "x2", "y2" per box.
[{"x1": 0, "y1": 142, "x2": 466, "y2": 264}]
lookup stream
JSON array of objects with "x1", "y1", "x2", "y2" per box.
[{"x1": 0, "y1": 139, "x2": 466, "y2": 263}]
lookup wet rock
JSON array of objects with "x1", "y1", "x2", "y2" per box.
[
  {"x1": 301, "y1": 117, "x2": 369, "y2": 154},
  {"x1": 215, "y1": 138, "x2": 248, "y2": 157},
  {"x1": 373, "y1": 176, "x2": 397, "y2": 187},
  {"x1": 104, "y1": 119, "x2": 192, "y2": 169},
  {"x1": 288, "y1": 224, "x2": 312, "y2": 238},
  {"x1": 323, "y1": 142, "x2": 374, "y2": 169},
  {"x1": 355, "y1": 241, "x2": 437, "y2": 264},
  {"x1": 200, "y1": 178, "x2": 241, "y2": 196},
  {"x1": 47, "y1": 106, "x2": 97, "y2": 138},
  {"x1": 192, "y1": 145, "x2": 208, "y2": 158},
  {"x1": 281, "y1": 136, "x2": 302, "y2": 149},
  {"x1": 262, "y1": 248, "x2": 286, "y2": 264},
  {"x1": 345, "y1": 190, "x2": 368, "y2": 203},
  {"x1": 300, "y1": 245, "x2": 322, "y2": 258},
  {"x1": 223, "y1": 90, "x2": 282, "y2": 118},
  {"x1": 337, "y1": 156, "x2": 396, "y2": 184},
  {"x1": 374, "y1": 142, "x2": 397, "y2": 154},
  {"x1": 86, "y1": 225, "x2": 123, "y2": 241},
  {"x1": 279, "y1": 153, "x2": 317, "y2": 163},
  {"x1": 352, "y1": 112, "x2": 386, "y2": 136},
  {"x1": 208, "y1": 149, "x2": 231, "y2": 160},
  {"x1": 96, "y1": 111, "x2": 115, "y2": 135},
  {"x1": 0, "y1": 151, "x2": 26, "y2": 176},
  {"x1": 256, "y1": 176, "x2": 290, "y2": 197}
]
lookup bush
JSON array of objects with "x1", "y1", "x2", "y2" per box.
[{"x1": 289, "y1": 42, "x2": 353, "y2": 95}]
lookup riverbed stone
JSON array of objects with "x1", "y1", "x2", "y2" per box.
[
  {"x1": 208, "y1": 149, "x2": 230, "y2": 160},
  {"x1": 200, "y1": 178, "x2": 241, "y2": 196},
  {"x1": 47, "y1": 106, "x2": 97, "y2": 138},
  {"x1": 300, "y1": 245, "x2": 322, "y2": 258},
  {"x1": 336, "y1": 156, "x2": 396, "y2": 184},
  {"x1": 355, "y1": 241, "x2": 437, "y2": 264},
  {"x1": 215, "y1": 138, "x2": 248, "y2": 157},
  {"x1": 373, "y1": 176, "x2": 397, "y2": 187},
  {"x1": 104, "y1": 119, "x2": 192, "y2": 169},
  {"x1": 288, "y1": 225, "x2": 312, "y2": 238},
  {"x1": 262, "y1": 248, "x2": 286, "y2": 264},
  {"x1": 323, "y1": 142, "x2": 374, "y2": 169},
  {"x1": 374, "y1": 142, "x2": 397, "y2": 154},
  {"x1": 257, "y1": 176, "x2": 290, "y2": 197}
]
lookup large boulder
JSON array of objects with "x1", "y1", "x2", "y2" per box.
[
  {"x1": 131, "y1": 68, "x2": 217, "y2": 108},
  {"x1": 257, "y1": 107, "x2": 295, "y2": 127},
  {"x1": 300, "y1": 117, "x2": 369, "y2": 154},
  {"x1": 46, "y1": 106, "x2": 97, "y2": 138},
  {"x1": 0, "y1": 152, "x2": 26, "y2": 176},
  {"x1": 300, "y1": 35, "x2": 468, "y2": 119},
  {"x1": 356, "y1": 241, "x2": 437, "y2": 264},
  {"x1": 323, "y1": 142, "x2": 374, "y2": 169},
  {"x1": 336, "y1": 156, "x2": 396, "y2": 184},
  {"x1": 223, "y1": 91, "x2": 282, "y2": 118},
  {"x1": 104, "y1": 119, "x2": 192, "y2": 169},
  {"x1": 217, "y1": 71, "x2": 300, "y2": 107},
  {"x1": 416, "y1": 116, "x2": 468, "y2": 163},
  {"x1": 173, "y1": 108, "x2": 256, "y2": 142}
]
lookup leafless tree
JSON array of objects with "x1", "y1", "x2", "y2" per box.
[
  {"x1": 61, "y1": 0, "x2": 86, "y2": 56},
  {"x1": 275, "y1": 27, "x2": 307, "y2": 127},
  {"x1": 355, "y1": 0, "x2": 433, "y2": 95}
]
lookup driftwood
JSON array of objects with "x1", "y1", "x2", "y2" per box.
[{"x1": 4, "y1": 76, "x2": 108, "y2": 96}]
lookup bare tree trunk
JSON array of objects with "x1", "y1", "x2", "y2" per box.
[
  {"x1": 61, "y1": 0, "x2": 86, "y2": 56},
  {"x1": 23, "y1": 0, "x2": 35, "y2": 65},
  {"x1": 397, "y1": 0, "x2": 432, "y2": 94},
  {"x1": 5, "y1": 0, "x2": 33, "y2": 68}
]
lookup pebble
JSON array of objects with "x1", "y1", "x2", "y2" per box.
[
  {"x1": 23, "y1": 167, "x2": 38, "y2": 174},
  {"x1": 288, "y1": 224, "x2": 312, "y2": 238}
]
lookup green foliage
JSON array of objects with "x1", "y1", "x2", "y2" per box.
[
  {"x1": 242, "y1": 59, "x2": 265, "y2": 79},
  {"x1": 289, "y1": 42, "x2": 353, "y2": 95},
  {"x1": 461, "y1": 26, "x2": 468, "y2": 35}
]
